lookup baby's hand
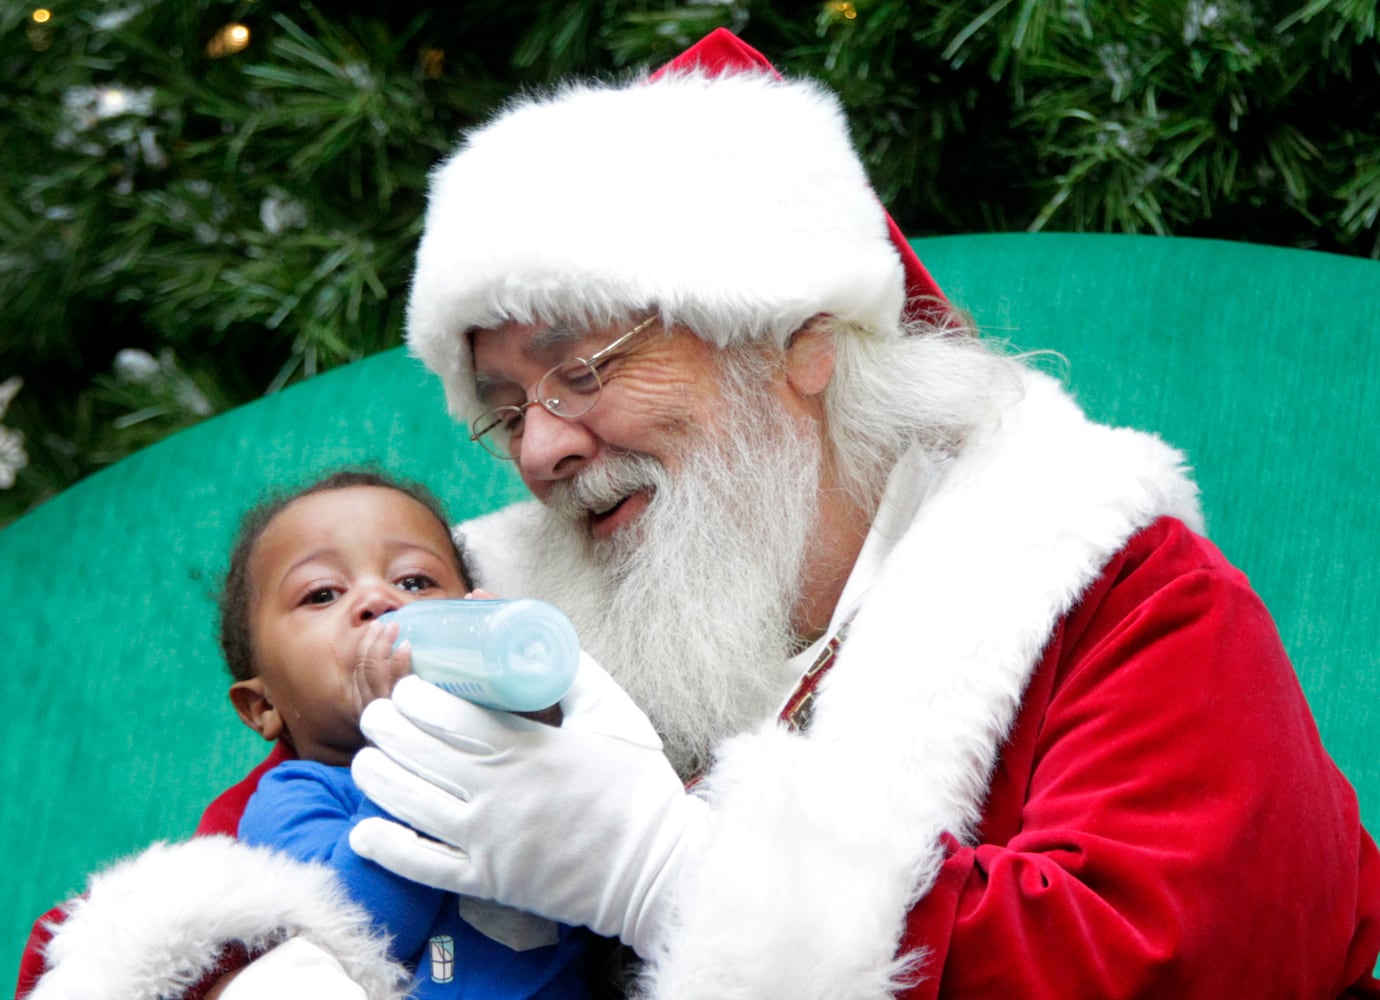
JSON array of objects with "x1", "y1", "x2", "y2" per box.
[
  {"x1": 351, "y1": 620, "x2": 411, "y2": 720},
  {"x1": 466, "y1": 588, "x2": 500, "y2": 600}
]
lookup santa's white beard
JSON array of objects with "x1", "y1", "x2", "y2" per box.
[{"x1": 525, "y1": 400, "x2": 825, "y2": 778}]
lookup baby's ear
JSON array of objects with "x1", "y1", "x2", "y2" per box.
[{"x1": 229, "y1": 678, "x2": 283, "y2": 742}]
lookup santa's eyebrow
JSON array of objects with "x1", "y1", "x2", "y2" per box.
[
  {"x1": 525, "y1": 324, "x2": 584, "y2": 354},
  {"x1": 470, "y1": 324, "x2": 589, "y2": 405}
]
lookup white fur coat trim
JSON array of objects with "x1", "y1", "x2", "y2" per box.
[
  {"x1": 406, "y1": 71, "x2": 905, "y2": 424},
  {"x1": 463, "y1": 371, "x2": 1202, "y2": 999},
  {"x1": 641, "y1": 371, "x2": 1202, "y2": 999},
  {"x1": 29, "y1": 835, "x2": 407, "y2": 1000}
]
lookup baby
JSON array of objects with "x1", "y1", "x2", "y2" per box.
[{"x1": 219, "y1": 469, "x2": 594, "y2": 998}]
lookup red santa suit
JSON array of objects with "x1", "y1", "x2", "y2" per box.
[
  {"x1": 401, "y1": 29, "x2": 1380, "y2": 991},
  {"x1": 458, "y1": 368, "x2": 1380, "y2": 999}
]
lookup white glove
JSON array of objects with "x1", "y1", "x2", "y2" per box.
[{"x1": 350, "y1": 656, "x2": 708, "y2": 958}]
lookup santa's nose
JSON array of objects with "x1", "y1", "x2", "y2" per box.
[{"x1": 516, "y1": 404, "x2": 598, "y2": 484}]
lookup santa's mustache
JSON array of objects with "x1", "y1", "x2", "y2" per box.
[{"x1": 542, "y1": 450, "x2": 666, "y2": 521}]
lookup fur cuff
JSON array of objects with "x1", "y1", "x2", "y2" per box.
[{"x1": 29, "y1": 836, "x2": 408, "y2": 1000}]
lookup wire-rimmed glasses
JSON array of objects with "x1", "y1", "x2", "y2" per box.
[{"x1": 468, "y1": 315, "x2": 659, "y2": 460}]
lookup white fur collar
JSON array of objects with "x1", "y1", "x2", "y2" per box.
[
  {"x1": 639, "y1": 371, "x2": 1200, "y2": 998},
  {"x1": 30, "y1": 836, "x2": 407, "y2": 1000}
]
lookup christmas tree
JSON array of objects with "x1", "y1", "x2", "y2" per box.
[{"x1": 2, "y1": 0, "x2": 1376, "y2": 525}]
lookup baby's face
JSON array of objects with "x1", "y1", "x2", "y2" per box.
[{"x1": 245, "y1": 485, "x2": 468, "y2": 765}]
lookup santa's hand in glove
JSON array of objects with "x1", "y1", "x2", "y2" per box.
[{"x1": 350, "y1": 654, "x2": 709, "y2": 958}]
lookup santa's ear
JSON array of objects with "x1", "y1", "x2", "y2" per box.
[
  {"x1": 784, "y1": 317, "x2": 836, "y2": 397},
  {"x1": 229, "y1": 678, "x2": 283, "y2": 743}
]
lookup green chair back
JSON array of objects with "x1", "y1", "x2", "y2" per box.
[{"x1": 4, "y1": 233, "x2": 1377, "y2": 989}]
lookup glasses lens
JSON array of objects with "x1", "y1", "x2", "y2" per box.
[
  {"x1": 538, "y1": 360, "x2": 601, "y2": 419},
  {"x1": 470, "y1": 407, "x2": 521, "y2": 459}
]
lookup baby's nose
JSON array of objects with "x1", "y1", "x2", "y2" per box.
[{"x1": 355, "y1": 586, "x2": 401, "y2": 624}]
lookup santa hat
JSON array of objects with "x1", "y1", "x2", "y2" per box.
[{"x1": 407, "y1": 29, "x2": 947, "y2": 422}]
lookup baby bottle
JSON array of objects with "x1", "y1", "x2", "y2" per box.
[{"x1": 378, "y1": 598, "x2": 580, "y2": 712}]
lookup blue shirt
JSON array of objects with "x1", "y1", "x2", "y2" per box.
[{"x1": 239, "y1": 760, "x2": 593, "y2": 999}]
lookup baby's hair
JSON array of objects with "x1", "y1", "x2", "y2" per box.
[{"x1": 218, "y1": 469, "x2": 470, "y2": 683}]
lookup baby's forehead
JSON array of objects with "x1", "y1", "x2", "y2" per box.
[{"x1": 255, "y1": 486, "x2": 455, "y2": 564}]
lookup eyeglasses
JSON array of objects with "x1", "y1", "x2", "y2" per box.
[{"x1": 469, "y1": 315, "x2": 659, "y2": 460}]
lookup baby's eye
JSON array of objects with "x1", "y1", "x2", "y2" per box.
[
  {"x1": 300, "y1": 587, "x2": 339, "y2": 606},
  {"x1": 396, "y1": 575, "x2": 438, "y2": 593}
]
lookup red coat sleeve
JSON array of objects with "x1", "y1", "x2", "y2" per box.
[{"x1": 900, "y1": 518, "x2": 1380, "y2": 998}]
